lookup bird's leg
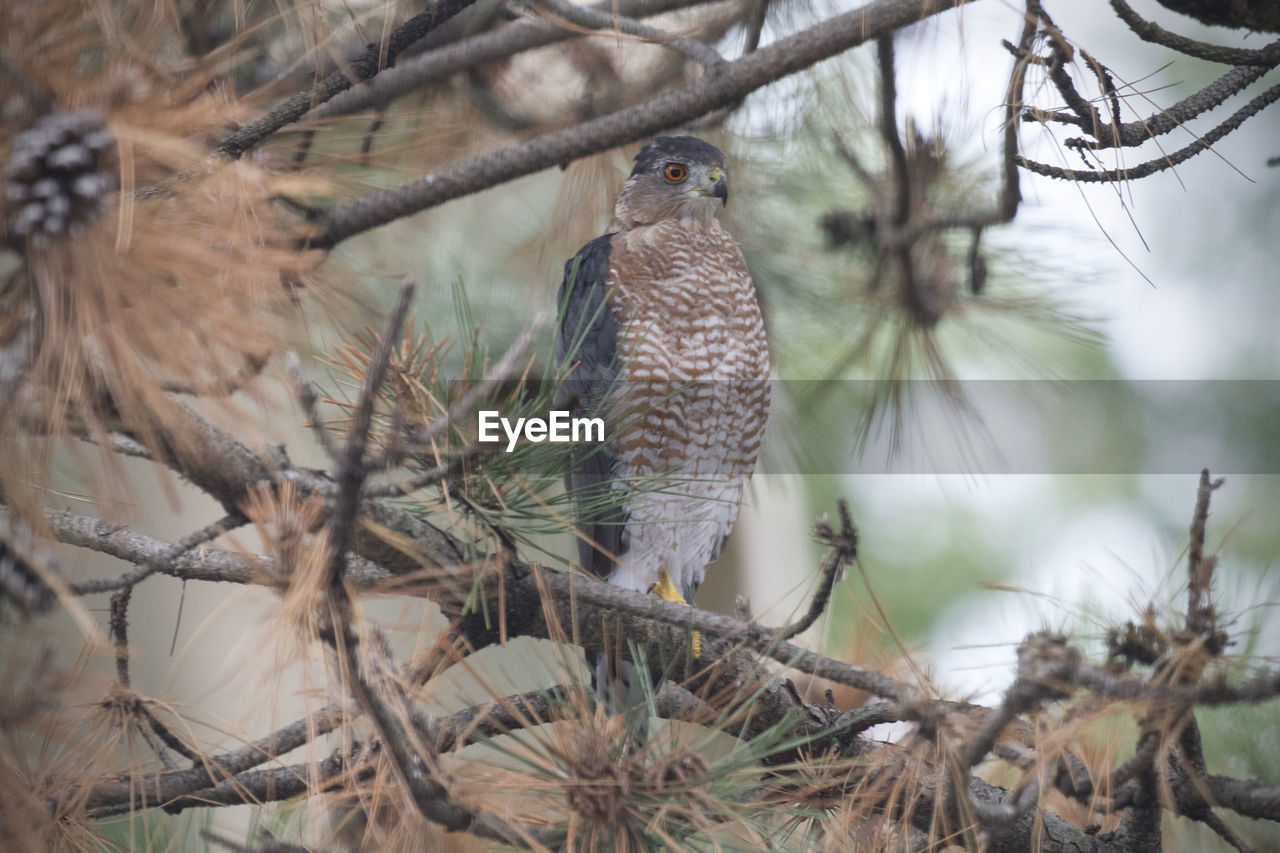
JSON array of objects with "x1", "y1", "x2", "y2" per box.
[{"x1": 652, "y1": 570, "x2": 701, "y2": 658}]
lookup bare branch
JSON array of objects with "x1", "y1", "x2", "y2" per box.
[
  {"x1": 999, "y1": 1, "x2": 1040, "y2": 220},
  {"x1": 485, "y1": 565, "x2": 910, "y2": 703},
  {"x1": 778, "y1": 500, "x2": 856, "y2": 642},
  {"x1": 1187, "y1": 468, "x2": 1225, "y2": 640},
  {"x1": 533, "y1": 0, "x2": 727, "y2": 70},
  {"x1": 296, "y1": 286, "x2": 552, "y2": 847},
  {"x1": 1205, "y1": 774, "x2": 1280, "y2": 822},
  {"x1": 1059, "y1": 63, "x2": 1273, "y2": 151},
  {"x1": 1069, "y1": 659, "x2": 1280, "y2": 707},
  {"x1": 313, "y1": 0, "x2": 726, "y2": 120},
  {"x1": 32, "y1": 508, "x2": 392, "y2": 588},
  {"x1": 108, "y1": 587, "x2": 132, "y2": 686},
  {"x1": 84, "y1": 752, "x2": 352, "y2": 818},
  {"x1": 876, "y1": 35, "x2": 911, "y2": 228},
  {"x1": 215, "y1": 0, "x2": 482, "y2": 159},
  {"x1": 1018, "y1": 81, "x2": 1280, "y2": 181},
  {"x1": 315, "y1": 0, "x2": 976, "y2": 248},
  {"x1": 70, "y1": 703, "x2": 350, "y2": 816},
  {"x1": 961, "y1": 633, "x2": 1080, "y2": 770},
  {"x1": 1109, "y1": 0, "x2": 1280, "y2": 66},
  {"x1": 287, "y1": 353, "x2": 343, "y2": 462},
  {"x1": 70, "y1": 511, "x2": 246, "y2": 595},
  {"x1": 322, "y1": 282, "x2": 415, "y2": 587}
]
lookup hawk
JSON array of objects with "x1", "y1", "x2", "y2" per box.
[{"x1": 556, "y1": 136, "x2": 770, "y2": 682}]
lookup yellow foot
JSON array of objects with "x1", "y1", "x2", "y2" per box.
[{"x1": 652, "y1": 571, "x2": 701, "y2": 658}]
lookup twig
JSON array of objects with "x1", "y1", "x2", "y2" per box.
[
  {"x1": 215, "y1": 0, "x2": 481, "y2": 158},
  {"x1": 108, "y1": 588, "x2": 132, "y2": 686},
  {"x1": 1061, "y1": 63, "x2": 1273, "y2": 151},
  {"x1": 1044, "y1": 33, "x2": 1105, "y2": 141},
  {"x1": 68, "y1": 702, "x2": 350, "y2": 816},
  {"x1": 69, "y1": 511, "x2": 247, "y2": 594},
  {"x1": 104, "y1": 431, "x2": 154, "y2": 460},
  {"x1": 136, "y1": 705, "x2": 203, "y2": 764},
  {"x1": 314, "y1": 0, "x2": 976, "y2": 247},
  {"x1": 86, "y1": 752, "x2": 353, "y2": 817},
  {"x1": 1017, "y1": 81, "x2": 1280, "y2": 182},
  {"x1": 39, "y1": 495, "x2": 907, "y2": 707},
  {"x1": 778, "y1": 500, "x2": 856, "y2": 641},
  {"x1": 66, "y1": 426, "x2": 155, "y2": 461},
  {"x1": 1069, "y1": 659, "x2": 1280, "y2": 707},
  {"x1": 1197, "y1": 806, "x2": 1255, "y2": 853},
  {"x1": 314, "y1": 0, "x2": 725, "y2": 120},
  {"x1": 103, "y1": 591, "x2": 182, "y2": 770},
  {"x1": 360, "y1": 448, "x2": 475, "y2": 499},
  {"x1": 1205, "y1": 774, "x2": 1280, "y2": 822},
  {"x1": 287, "y1": 353, "x2": 343, "y2": 463},
  {"x1": 1186, "y1": 468, "x2": 1224, "y2": 639},
  {"x1": 1110, "y1": 731, "x2": 1162, "y2": 800},
  {"x1": 37, "y1": 509, "x2": 318, "y2": 586},
  {"x1": 1117, "y1": 758, "x2": 1162, "y2": 853},
  {"x1": 530, "y1": 568, "x2": 909, "y2": 702},
  {"x1": 341, "y1": 623, "x2": 550, "y2": 846},
  {"x1": 829, "y1": 700, "x2": 901, "y2": 738},
  {"x1": 532, "y1": 0, "x2": 727, "y2": 70},
  {"x1": 320, "y1": 282, "x2": 415, "y2": 587},
  {"x1": 996, "y1": 1, "x2": 1040, "y2": 220},
  {"x1": 421, "y1": 685, "x2": 573, "y2": 750},
  {"x1": 876, "y1": 35, "x2": 910, "y2": 228},
  {"x1": 298, "y1": 286, "x2": 550, "y2": 847},
  {"x1": 961, "y1": 632, "x2": 1079, "y2": 770},
  {"x1": 1109, "y1": 0, "x2": 1280, "y2": 67}
]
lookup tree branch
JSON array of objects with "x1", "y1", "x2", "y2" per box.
[
  {"x1": 315, "y1": 0, "x2": 974, "y2": 248},
  {"x1": 1109, "y1": 0, "x2": 1280, "y2": 66},
  {"x1": 215, "y1": 0, "x2": 482, "y2": 159},
  {"x1": 313, "y1": 0, "x2": 727, "y2": 120},
  {"x1": 532, "y1": 0, "x2": 727, "y2": 70},
  {"x1": 1186, "y1": 468, "x2": 1224, "y2": 641},
  {"x1": 1017, "y1": 80, "x2": 1280, "y2": 182},
  {"x1": 1058, "y1": 63, "x2": 1274, "y2": 151},
  {"x1": 778, "y1": 499, "x2": 856, "y2": 642}
]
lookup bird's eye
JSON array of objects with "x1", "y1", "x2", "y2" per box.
[{"x1": 663, "y1": 163, "x2": 688, "y2": 182}]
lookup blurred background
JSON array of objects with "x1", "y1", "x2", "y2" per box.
[{"x1": 9, "y1": 0, "x2": 1278, "y2": 849}]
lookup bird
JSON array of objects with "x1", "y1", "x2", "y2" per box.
[{"x1": 555, "y1": 136, "x2": 770, "y2": 706}]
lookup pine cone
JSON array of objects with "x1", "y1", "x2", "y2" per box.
[{"x1": 5, "y1": 109, "x2": 117, "y2": 247}]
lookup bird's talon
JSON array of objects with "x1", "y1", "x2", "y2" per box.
[
  {"x1": 652, "y1": 571, "x2": 686, "y2": 605},
  {"x1": 654, "y1": 571, "x2": 701, "y2": 657}
]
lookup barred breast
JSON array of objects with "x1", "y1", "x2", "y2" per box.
[{"x1": 601, "y1": 218, "x2": 770, "y2": 595}]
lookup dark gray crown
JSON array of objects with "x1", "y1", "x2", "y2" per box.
[{"x1": 630, "y1": 136, "x2": 725, "y2": 177}]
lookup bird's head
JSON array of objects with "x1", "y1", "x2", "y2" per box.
[{"x1": 612, "y1": 136, "x2": 729, "y2": 229}]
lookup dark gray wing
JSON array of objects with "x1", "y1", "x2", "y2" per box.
[{"x1": 556, "y1": 234, "x2": 627, "y2": 582}]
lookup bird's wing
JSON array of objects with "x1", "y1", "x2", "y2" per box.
[{"x1": 556, "y1": 234, "x2": 627, "y2": 582}]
